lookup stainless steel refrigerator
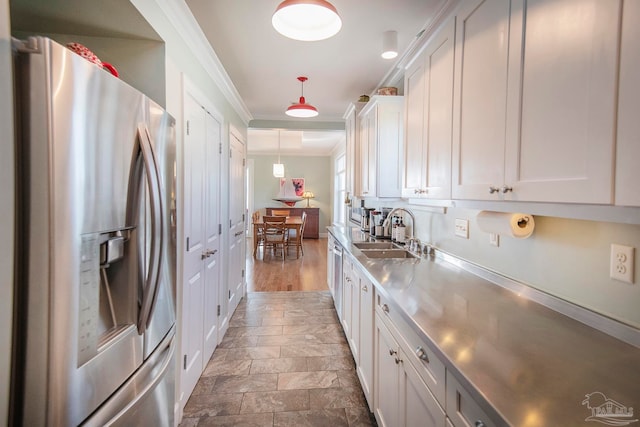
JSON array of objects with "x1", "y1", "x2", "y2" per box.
[{"x1": 11, "y1": 36, "x2": 177, "y2": 426}]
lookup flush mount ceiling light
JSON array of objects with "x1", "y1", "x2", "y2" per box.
[
  {"x1": 273, "y1": 130, "x2": 285, "y2": 178},
  {"x1": 272, "y1": 0, "x2": 342, "y2": 41},
  {"x1": 382, "y1": 30, "x2": 398, "y2": 59},
  {"x1": 286, "y1": 76, "x2": 319, "y2": 118}
]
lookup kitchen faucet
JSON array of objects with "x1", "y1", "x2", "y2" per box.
[{"x1": 383, "y1": 208, "x2": 415, "y2": 241}]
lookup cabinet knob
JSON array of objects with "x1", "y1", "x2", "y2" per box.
[
  {"x1": 488, "y1": 186, "x2": 500, "y2": 194},
  {"x1": 414, "y1": 189, "x2": 421, "y2": 194},
  {"x1": 475, "y1": 421, "x2": 486, "y2": 427},
  {"x1": 389, "y1": 348, "x2": 397, "y2": 356},
  {"x1": 395, "y1": 357, "x2": 403, "y2": 365},
  {"x1": 362, "y1": 285, "x2": 368, "y2": 292},
  {"x1": 501, "y1": 186, "x2": 513, "y2": 193},
  {"x1": 381, "y1": 303, "x2": 389, "y2": 313},
  {"x1": 415, "y1": 346, "x2": 429, "y2": 362}
]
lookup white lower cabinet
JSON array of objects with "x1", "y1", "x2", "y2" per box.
[
  {"x1": 357, "y1": 271, "x2": 374, "y2": 409},
  {"x1": 375, "y1": 312, "x2": 446, "y2": 427}
]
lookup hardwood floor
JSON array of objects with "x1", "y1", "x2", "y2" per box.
[{"x1": 246, "y1": 237, "x2": 328, "y2": 292}]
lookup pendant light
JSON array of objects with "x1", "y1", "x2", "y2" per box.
[
  {"x1": 286, "y1": 76, "x2": 319, "y2": 118},
  {"x1": 382, "y1": 30, "x2": 398, "y2": 59},
  {"x1": 272, "y1": 0, "x2": 342, "y2": 41},
  {"x1": 273, "y1": 130, "x2": 285, "y2": 178}
]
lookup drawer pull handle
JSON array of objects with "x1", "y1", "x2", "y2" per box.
[
  {"x1": 475, "y1": 421, "x2": 486, "y2": 427},
  {"x1": 381, "y1": 303, "x2": 389, "y2": 313},
  {"x1": 415, "y1": 346, "x2": 429, "y2": 363}
]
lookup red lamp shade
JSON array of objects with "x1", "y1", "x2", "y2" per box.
[{"x1": 286, "y1": 76, "x2": 319, "y2": 118}]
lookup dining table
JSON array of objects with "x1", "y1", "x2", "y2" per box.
[{"x1": 252, "y1": 215, "x2": 303, "y2": 257}]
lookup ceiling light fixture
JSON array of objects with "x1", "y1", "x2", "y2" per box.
[
  {"x1": 381, "y1": 30, "x2": 398, "y2": 59},
  {"x1": 273, "y1": 130, "x2": 285, "y2": 178},
  {"x1": 272, "y1": 0, "x2": 342, "y2": 41},
  {"x1": 286, "y1": 76, "x2": 319, "y2": 118}
]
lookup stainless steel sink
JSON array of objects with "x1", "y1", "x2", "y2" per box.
[
  {"x1": 353, "y1": 242, "x2": 397, "y2": 250},
  {"x1": 361, "y1": 249, "x2": 417, "y2": 259}
]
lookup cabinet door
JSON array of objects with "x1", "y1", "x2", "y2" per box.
[
  {"x1": 377, "y1": 102, "x2": 403, "y2": 198},
  {"x1": 357, "y1": 275, "x2": 375, "y2": 410},
  {"x1": 399, "y1": 349, "x2": 446, "y2": 427},
  {"x1": 423, "y1": 17, "x2": 455, "y2": 200},
  {"x1": 403, "y1": 51, "x2": 427, "y2": 197},
  {"x1": 504, "y1": 0, "x2": 620, "y2": 203},
  {"x1": 452, "y1": 0, "x2": 510, "y2": 200},
  {"x1": 374, "y1": 314, "x2": 400, "y2": 427},
  {"x1": 359, "y1": 114, "x2": 373, "y2": 197},
  {"x1": 349, "y1": 269, "x2": 361, "y2": 365},
  {"x1": 616, "y1": 0, "x2": 640, "y2": 207},
  {"x1": 342, "y1": 256, "x2": 353, "y2": 339}
]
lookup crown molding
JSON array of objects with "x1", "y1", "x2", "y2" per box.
[{"x1": 152, "y1": 0, "x2": 253, "y2": 125}]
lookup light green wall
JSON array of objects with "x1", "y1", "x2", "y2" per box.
[
  {"x1": 1, "y1": 0, "x2": 13, "y2": 422},
  {"x1": 249, "y1": 155, "x2": 332, "y2": 234},
  {"x1": 361, "y1": 198, "x2": 640, "y2": 329}
]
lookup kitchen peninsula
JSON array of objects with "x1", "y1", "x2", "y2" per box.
[{"x1": 328, "y1": 225, "x2": 640, "y2": 427}]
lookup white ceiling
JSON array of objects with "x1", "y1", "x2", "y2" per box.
[{"x1": 185, "y1": 0, "x2": 451, "y2": 154}]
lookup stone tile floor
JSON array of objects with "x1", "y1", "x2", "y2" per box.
[{"x1": 180, "y1": 291, "x2": 378, "y2": 427}]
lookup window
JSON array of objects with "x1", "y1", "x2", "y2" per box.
[{"x1": 334, "y1": 153, "x2": 346, "y2": 225}]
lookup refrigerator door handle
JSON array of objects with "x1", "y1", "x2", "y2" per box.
[{"x1": 126, "y1": 124, "x2": 164, "y2": 335}]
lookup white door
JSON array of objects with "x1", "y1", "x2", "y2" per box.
[
  {"x1": 423, "y1": 18, "x2": 454, "y2": 200},
  {"x1": 228, "y1": 130, "x2": 245, "y2": 314},
  {"x1": 504, "y1": 0, "x2": 620, "y2": 204},
  {"x1": 616, "y1": 0, "x2": 640, "y2": 207},
  {"x1": 180, "y1": 88, "x2": 223, "y2": 406},
  {"x1": 451, "y1": 0, "x2": 510, "y2": 200},
  {"x1": 181, "y1": 91, "x2": 206, "y2": 401},
  {"x1": 202, "y1": 109, "x2": 222, "y2": 362},
  {"x1": 374, "y1": 314, "x2": 400, "y2": 427},
  {"x1": 400, "y1": 349, "x2": 446, "y2": 427}
]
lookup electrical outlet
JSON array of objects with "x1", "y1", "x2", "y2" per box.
[
  {"x1": 489, "y1": 233, "x2": 499, "y2": 247},
  {"x1": 610, "y1": 244, "x2": 634, "y2": 284},
  {"x1": 455, "y1": 218, "x2": 469, "y2": 239}
]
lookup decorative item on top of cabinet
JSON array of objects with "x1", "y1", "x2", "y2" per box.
[
  {"x1": 358, "y1": 96, "x2": 404, "y2": 198},
  {"x1": 403, "y1": 16, "x2": 455, "y2": 201},
  {"x1": 452, "y1": 0, "x2": 621, "y2": 204}
]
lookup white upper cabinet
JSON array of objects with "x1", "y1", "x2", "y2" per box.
[
  {"x1": 615, "y1": 0, "x2": 640, "y2": 207},
  {"x1": 451, "y1": 0, "x2": 511, "y2": 200},
  {"x1": 452, "y1": 0, "x2": 621, "y2": 204},
  {"x1": 505, "y1": 0, "x2": 620, "y2": 204},
  {"x1": 359, "y1": 96, "x2": 404, "y2": 198},
  {"x1": 403, "y1": 17, "x2": 455, "y2": 200},
  {"x1": 359, "y1": 111, "x2": 374, "y2": 197},
  {"x1": 344, "y1": 103, "x2": 365, "y2": 200}
]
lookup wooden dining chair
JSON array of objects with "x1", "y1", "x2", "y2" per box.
[
  {"x1": 271, "y1": 209, "x2": 290, "y2": 217},
  {"x1": 287, "y1": 211, "x2": 307, "y2": 259},
  {"x1": 252, "y1": 211, "x2": 265, "y2": 257},
  {"x1": 263, "y1": 215, "x2": 287, "y2": 260}
]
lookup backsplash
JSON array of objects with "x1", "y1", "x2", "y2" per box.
[{"x1": 358, "y1": 199, "x2": 640, "y2": 330}]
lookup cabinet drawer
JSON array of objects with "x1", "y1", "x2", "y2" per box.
[
  {"x1": 446, "y1": 371, "x2": 497, "y2": 427},
  {"x1": 376, "y1": 292, "x2": 446, "y2": 406}
]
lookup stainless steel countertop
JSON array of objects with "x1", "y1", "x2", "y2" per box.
[{"x1": 328, "y1": 226, "x2": 640, "y2": 427}]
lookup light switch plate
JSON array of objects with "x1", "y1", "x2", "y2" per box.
[
  {"x1": 455, "y1": 219, "x2": 469, "y2": 239},
  {"x1": 489, "y1": 233, "x2": 499, "y2": 247}
]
